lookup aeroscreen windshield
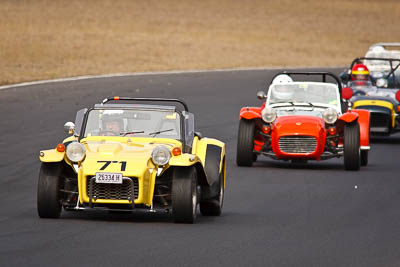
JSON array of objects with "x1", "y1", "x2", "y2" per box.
[
  {"x1": 268, "y1": 83, "x2": 340, "y2": 108},
  {"x1": 83, "y1": 108, "x2": 181, "y2": 139}
]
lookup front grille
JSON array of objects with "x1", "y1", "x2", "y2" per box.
[
  {"x1": 278, "y1": 136, "x2": 317, "y2": 154},
  {"x1": 370, "y1": 112, "x2": 390, "y2": 128},
  {"x1": 87, "y1": 177, "x2": 139, "y2": 201}
]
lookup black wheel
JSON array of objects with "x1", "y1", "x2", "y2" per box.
[
  {"x1": 172, "y1": 166, "x2": 198, "y2": 223},
  {"x1": 200, "y1": 166, "x2": 224, "y2": 216},
  {"x1": 236, "y1": 119, "x2": 255, "y2": 167},
  {"x1": 361, "y1": 150, "x2": 368, "y2": 166},
  {"x1": 37, "y1": 163, "x2": 62, "y2": 218},
  {"x1": 344, "y1": 122, "x2": 361, "y2": 171}
]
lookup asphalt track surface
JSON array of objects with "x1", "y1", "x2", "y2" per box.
[{"x1": 1, "y1": 69, "x2": 400, "y2": 267}]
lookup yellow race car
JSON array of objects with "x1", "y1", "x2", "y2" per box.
[
  {"x1": 37, "y1": 97, "x2": 226, "y2": 223},
  {"x1": 341, "y1": 57, "x2": 400, "y2": 136}
]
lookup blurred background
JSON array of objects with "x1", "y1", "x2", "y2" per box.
[{"x1": 1, "y1": 0, "x2": 399, "y2": 85}]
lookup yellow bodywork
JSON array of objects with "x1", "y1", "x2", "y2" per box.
[
  {"x1": 39, "y1": 148, "x2": 65, "y2": 162},
  {"x1": 39, "y1": 136, "x2": 75, "y2": 164},
  {"x1": 353, "y1": 99, "x2": 396, "y2": 128},
  {"x1": 39, "y1": 135, "x2": 225, "y2": 207}
]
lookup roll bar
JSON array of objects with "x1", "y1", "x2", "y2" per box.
[
  {"x1": 101, "y1": 96, "x2": 189, "y2": 112},
  {"x1": 271, "y1": 71, "x2": 342, "y2": 92}
]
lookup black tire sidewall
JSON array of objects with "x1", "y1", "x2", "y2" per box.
[
  {"x1": 200, "y1": 168, "x2": 224, "y2": 216},
  {"x1": 344, "y1": 122, "x2": 361, "y2": 171},
  {"x1": 172, "y1": 166, "x2": 198, "y2": 223},
  {"x1": 236, "y1": 119, "x2": 255, "y2": 167},
  {"x1": 361, "y1": 150, "x2": 368, "y2": 166},
  {"x1": 37, "y1": 162, "x2": 62, "y2": 218}
]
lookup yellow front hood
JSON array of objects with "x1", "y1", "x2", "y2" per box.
[
  {"x1": 77, "y1": 137, "x2": 183, "y2": 205},
  {"x1": 80, "y1": 136, "x2": 182, "y2": 175},
  {"x1": 353, "y1": 99, "x2": 394, "y2": 110}
]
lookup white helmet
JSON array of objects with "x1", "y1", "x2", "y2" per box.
[
  {"x1": 270, "y1": 74, "x2": 294, "y2": 101},
  {"x1": 272, "y1": 74, "x2": 293, "y2": 84}
]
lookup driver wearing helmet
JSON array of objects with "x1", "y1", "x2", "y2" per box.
[
  {"x1": 101, "y1": 114, "x2": 123, "y2": 136},
  {"x1": 271, "y1": 74, "x2": 294, "y2": 102},
  {"x1": 351, "y1": 63, "x2": 370, "y2": 82},
  {"x1": 260, "y1": 74, "x2": 294, "y2": 110}
]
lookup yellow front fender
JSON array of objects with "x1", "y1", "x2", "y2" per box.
[
  {"x1": 168, "y1": 154, "x2": 202, "y2": 166},
  {"x1": 39, "y1": 149, "x2": 65, "y2": 163},
  {"x1": 192, "y1": 137, "x2": 226, "y2": 172}
]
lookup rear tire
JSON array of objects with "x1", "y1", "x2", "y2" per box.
[
  {"x1": 200, "y1": 167, "x2": 224, "y2": 216},
  {"x1": 361, "y1": 150, "x2": 368, "y2": 166},
  {"x1": 37, "y1": 163, "x2": 62, "y2": 218},
  {"x1": 236, "y1": 119, "x2": 255, "y2": 167},
  {"x1": 172, "y1": 167, "x2": 198, "y2": 223},
  {"x1": 344, "y1": 122, "x2": 361, "y2": 171}
]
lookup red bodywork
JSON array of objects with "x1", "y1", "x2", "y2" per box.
[
  {"x1": 351, "y1": 109, "x2": 370, "y2": 148},
  {"x1": 271, "y1": 116, "x2": 326, "y2": 160},
  {"x1": 239, "y1": 107, "x2": 262, "y2": 120},
  {"x1": 239, "y1": 106, "x2": 370, "y2": 160}
]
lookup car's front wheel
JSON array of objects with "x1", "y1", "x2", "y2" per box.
[
  {"x1": 172, "y1": 166, "x2": 198, "y2": 223},
  {"x1": 344, "y1": 122, "x2": 361, "y2": 171},
  {"x1": 236, "y1": 119, "x2": 255, "y2": 167},
  {"x1": 37, "y1": 163, "x2": 62, "y2": 218}
]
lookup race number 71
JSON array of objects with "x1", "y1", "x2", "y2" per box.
[{"x1": 97, "y1": 161, "x2": 127, "y2": 171}]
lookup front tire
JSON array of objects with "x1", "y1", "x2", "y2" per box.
[
  {"x1": 200, "y1": 167, "x2": 224, "y2": 216},
  {"x1": 37, "y1": 163, "x2": 62, "y2": 218},
  {"x1": 344, "y1": 122, "x2": 361, "y2": 171},
  {"x1": 172, "y1": 167, "x2": 198, "y2": 223},
  {"x1": 236, "y1": 119, "x2": 255, "y2": 167}
]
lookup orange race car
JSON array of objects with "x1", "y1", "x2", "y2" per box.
[{"x1": 236, "y1": 72, "x2": 370, "y2": 171}]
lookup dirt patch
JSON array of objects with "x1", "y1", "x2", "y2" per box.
[{"x1": 1, "y1": 0, "x2": 399, "y2": 85}]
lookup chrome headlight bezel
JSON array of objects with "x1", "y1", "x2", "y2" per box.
[
  {"x1": 376, "y1": 78, "x2": 387, "y2": 88},
  {"x1": 322, "y1": 108, "x2": 338, "y2": 124},
  {"x1": 151, "y1": 145, "x2": 171, "y2": 166},
  {"x1": 261, "y1": 107, "x2": 277, "y2": 123},
  {"x1": 66, "y1": 142, "x2": 86, "y2": 162}
]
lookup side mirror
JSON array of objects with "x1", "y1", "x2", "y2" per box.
[
  {"x1": 257, "y1": 91, "x2": 267, "y2": 100},
  {"x1": 342, "y1": 87, "x2": 353, "y2": 100},
  {"x1": 64, "y1": 122, "x2": 75, "y2": 135}
]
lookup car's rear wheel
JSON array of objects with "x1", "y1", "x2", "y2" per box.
[
  {"x1": 37, "y1": 163, "x2": 62, "y2": 218},
  {"x1": 236, "y1": 119, "x2": 255, "y2": 167},
  {"x1": 172, "y1": 166, "x2": 198, "y2": 224},
  {"x1": 200, "y1": 167, "x2": 224, "y2": 216},
  {"x1": 361, "y1": 150, "x2": 368, "y2": 166},
  {"x1": 344, "y1": 122, "x2": 361, "y2": 171}
]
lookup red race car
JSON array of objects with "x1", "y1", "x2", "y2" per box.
[{"x1": 236, "y1": 72, "x2": 370, "y2": 171}]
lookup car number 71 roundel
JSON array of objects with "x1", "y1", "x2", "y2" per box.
[{"x1": 95, "y1": 172, "x2": 123, "y2": 184}]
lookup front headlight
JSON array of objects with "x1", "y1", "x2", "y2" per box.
[
  {"x1": 261, "y1": 107, "x2": 277, "y2": 123},
  {"x1": 322, "y1": 108, "x2": 338, "y2": 124},
  {"x1": 66, "y1": 142, "x2": 86, "y2": 162},
  {"x1": 151, "y1": 145, "x2": 171, "y2": 166},
  {"x1": 376, "y1": 78, "x2": 387, "y2": 88}
]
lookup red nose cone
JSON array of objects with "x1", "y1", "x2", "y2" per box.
[{"x1": 342, "y1": 87, "x2": 353, "y2": 100}]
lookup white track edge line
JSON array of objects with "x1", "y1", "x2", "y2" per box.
[{"x1": 0, "y1": 66, "x2": 345, "y2": 90}]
